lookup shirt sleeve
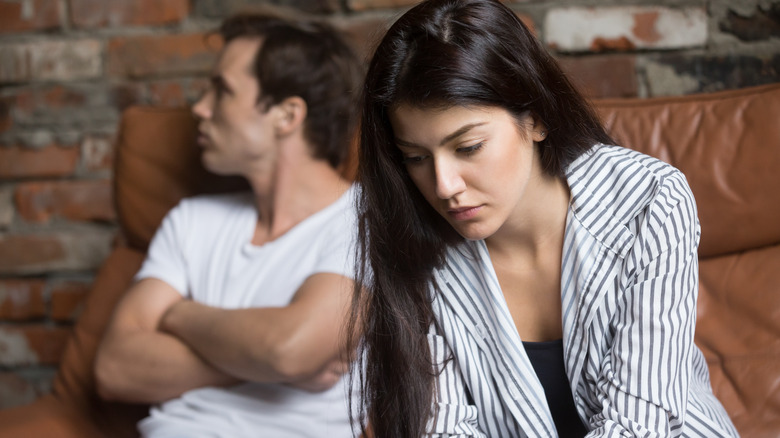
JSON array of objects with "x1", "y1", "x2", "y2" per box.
[
  {"x1": 587, "y1": 172, "x2": 701, "y2": 437},
  {"x1": 426, "y1": 325, "x2": 487, "y2": 438},
  {"x1": 134, "y1": 200, "x2": 190, "y2": 297},
  {"x1": 311, "y1": 203, "x2": 359, "y2": 280}
]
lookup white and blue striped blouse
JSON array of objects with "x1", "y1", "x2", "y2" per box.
[{"x1": 426, "y1": 144, "x2": 739, "y2": 437}]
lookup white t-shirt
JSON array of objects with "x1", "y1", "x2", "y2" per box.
[{"x1": 134, "y1": 186, "x2": 358, "y2": 438}]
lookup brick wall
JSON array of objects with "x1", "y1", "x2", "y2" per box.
[{"x1": 0, "y1": 0, "x2": 778, "y2": 409}]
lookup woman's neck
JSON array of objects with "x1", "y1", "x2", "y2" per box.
[{"x1": 486, "y1": 171, "x2": 570, "y2": 264}]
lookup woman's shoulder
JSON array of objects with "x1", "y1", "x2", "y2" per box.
[{"x1": 565, "y1": 144, "x2": 696, "y2": 248}]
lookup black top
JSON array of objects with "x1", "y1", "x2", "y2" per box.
[{"x1": 522, "y1": 339, "x2": 588, "y2": 438}]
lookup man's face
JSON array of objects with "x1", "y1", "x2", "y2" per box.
[{"x1": 192, "y1": 38, "x2": 278, "y2": 176}]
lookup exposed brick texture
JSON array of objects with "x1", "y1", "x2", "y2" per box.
[
  {"x1": 0, "y1": 0, "x2": 62, "y2": 34},
  {"x1": 81, "y1": 134, "x2": 115, "y2": 172},
  {"x1": 50, "y1": 281, "x2": 90, "y2": 322},
  {"x1": 0, "y1": 325, "x2": 71, "y2": 366},
  {"x1": 0, "y1": 230, "x2": 114, "y2": 274},
  {"x1": 557, "y1": 55, "x2": 638, "y2": 98},
  {"x1": 645, "y1": 53, "x2": 780, "y2": 96},
  {"x1": 14, "y1": 179, "x2": 114, "y2": 224},
  {"x1": 0, "y1": 372, "x2": 37, "y2": 409},
  {"x1": 147, "y1": 78, "x2": 209, "y2": 107},
  {"x1": 7, "y1": 83, "x2": 142, "y2": 130},
  {"x1": 720, "y1": 3, "x2": 780, "y2": 42},
  {"x1": 347, "y1": 0, "x2": 417, "y2": 11},
  {"x1": 0, "y1": 144, "x2": 80, "y2": 179},
  {"x1": 545, "y1": 6, "x2": 708, "y2": 52},
  {"x1": 107, "y1": 33, "x2": 221, "y2": 78},
  {"x1": 0, "y1": 279, "x2": 46, "y2": 320},
  {"x1": 195, "y1": 0, "x2": 339, "y2": 15},
  {"x1": 0, "y1": 185, "x2": 12, "y2": 228},
  {"x1": 0, "y1": 39, "x2": 102, "y2": 84},
  {"x1": 70, "y1": 0, "x2": 190, "y2": 28}
]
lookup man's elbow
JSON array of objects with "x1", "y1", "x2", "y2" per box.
[
  {"x1": 94, "y1": 352, "x2": 124, "y2": 401},
  {"x1": 264, "y1": 335, "x2": 340, "y2": 385},
  {"x1": 93, "y1": 350, "x2": 146, "y2": 402}
]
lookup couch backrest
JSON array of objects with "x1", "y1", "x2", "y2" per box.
[
  {"x1": 595, "y1": 83, "x2": 780, "y2": 258},
  {"x1": 595, "y1": 83, "x2": 780, "y2": 437}
]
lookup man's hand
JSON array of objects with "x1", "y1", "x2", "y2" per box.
[{"x1": 287, "y1": 356, "x2": 351, "y2": 392}]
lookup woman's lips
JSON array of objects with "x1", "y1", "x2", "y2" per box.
[{"x1": 447, "y1": 205, "x2": 483, "y2": 221}]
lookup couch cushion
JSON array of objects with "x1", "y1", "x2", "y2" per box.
[
  {"x1": 595, "y1": 83, "x2": 780, "y2": 258},
  {"x1": 696, "y1": 245, "x2": 780, "y2": 437},
  {"x1": 51, "y1": 246, "x2": 150, "y2": 438}
]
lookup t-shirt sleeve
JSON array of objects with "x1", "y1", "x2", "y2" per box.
[
  {"x1": 311, "y1": 204, "x2": 358, "y2": 280},
  {"x1": 134, "y1": 200, "x2": 190, "y2": 296}
]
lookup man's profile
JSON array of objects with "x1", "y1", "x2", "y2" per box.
[{"x1": 94, "y1": 10, "x2": 363, "y2": 437}]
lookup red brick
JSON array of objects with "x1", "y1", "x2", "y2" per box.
[
  {"x1": 0, "y1": 325, "x2": 70, "y2": 366},
  {"x1": 43, "y1": 85, "x2": 88, "y2": 109},
  {"x1": 0, "y1": 279, "x2": 46, "y2": 320},
  {"x1": 557, "y1": 55, "x2": 638, "y2": 98},
  {"x1": 0, "y1": 372, "x2": 37, "y2": 409},
  {"x1": 334, "y1": 16, "x2": 391, "y2": 61},
  {"x1": 0, "y1": 144, "x2": 80, "y2": 179},
  {"x1": 0, "y1": 95, "x2": 11, "y2": 133},
  {"x1": 14, "y1": 179, "x2": 115, "y2": 223},
  {"x1": 517, "y1": 13, "x2": 536, "y2": 37},
  {"x1": 107, "y1": 33, "x2": 221, "y2": 78},
  {"x1": 0, "y1": 234, "x2": 66, "y2": 274},
  {"x1": 0, "y1": 0, "x2": 61, "y2": 34},
  {"x1": 8, "y1": 83, "x2": 143, "y2": 130},
  {"x1": 148, "y1": 78, "x2": 209, "y2": 107},
  {"x1": 70, "y1": 0, "x2": 189, "y2": 28},
  {"x1": 50, "y1": 281, "x2": 90, "y2": 321},
  {"x1": 347, "y1": 0, "x2": 417, "y2": 11},
  {"x1": 0, "y1": 229, "x2": 115, "y2": 275}
]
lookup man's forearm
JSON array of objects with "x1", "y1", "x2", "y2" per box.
[
  {"x1": 95, "y1": 328, "x2": 240, "y2": 404},
  {"x1": 160, "y1": 298, "x2": 352, "y2": 387},
  {"x1": 159, "y1": 300, "x2": 309, "y2": 383}
]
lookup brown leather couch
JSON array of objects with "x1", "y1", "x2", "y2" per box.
[{"x1": 0, "y1": 83, "x2": 778, "y2": 437}]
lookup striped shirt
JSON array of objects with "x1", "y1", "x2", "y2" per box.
[{"x1": 426, "y1": 145, "x2": 739, "y2": 437}]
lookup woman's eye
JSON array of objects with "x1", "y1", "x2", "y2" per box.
[
  {"x1": 457, "y1": 142, "x2": 484, "y2": 156},
  {"x1": 401, "y1": 155, "x2": 427, "y2": 165}
]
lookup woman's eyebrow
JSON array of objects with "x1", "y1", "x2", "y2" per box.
[
  {"x1": 439, "y1": 122, "x2": 487, "y2": 145},
  {"x1": 395, "y1": 122, "x2": 488, "y2": 148}
]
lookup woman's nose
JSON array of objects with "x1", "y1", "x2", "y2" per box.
[{"x1": 433, "y1": 157, "x2": 466, "y2": 200}]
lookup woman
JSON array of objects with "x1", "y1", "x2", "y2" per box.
[{"x1": 348, "y1": 0, "x2": 740, "y2": 436}]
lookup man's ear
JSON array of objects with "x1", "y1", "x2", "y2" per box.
[{"x1": 273, "y1": 96, "x2": 307, "y2": 137}]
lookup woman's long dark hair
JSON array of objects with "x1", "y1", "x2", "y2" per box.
[{"x1": 347, "y1": 0, "x2": 613, "y2": 435}]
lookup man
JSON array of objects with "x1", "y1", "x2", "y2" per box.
[{"x1": 95, "y1": 11, "x2": 363, "y2": 437}]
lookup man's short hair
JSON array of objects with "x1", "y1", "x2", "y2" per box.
[{"x1": 219, "y1": 12, "x2": 363, "y2": 169}]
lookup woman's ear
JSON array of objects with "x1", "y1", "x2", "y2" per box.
[
  {"x1": 530, "y1": 114, "x2": 547, "y2": 142},
  {"x1": 273, "y1": 96, "x2": 308, "y2": 137}
]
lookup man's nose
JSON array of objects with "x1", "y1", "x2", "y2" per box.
[{"x1": 192, "y1": 91, "x2": 213, "y2": 120}]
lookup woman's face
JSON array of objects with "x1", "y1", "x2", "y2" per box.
[{"x1": 389, "y1": 104, "x2": 547, "y2": 241}]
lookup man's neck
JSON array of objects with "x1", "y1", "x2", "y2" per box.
[{"x1": 246, "y1": 156, "x2": 349, "y2": 246}]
